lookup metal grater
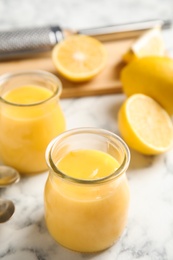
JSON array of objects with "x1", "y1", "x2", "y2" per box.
[
  {"x1": 0, "y1": 26, "x2": 63, "y2": 59},
  {"x1": 0, "y1": 19, "x2": 171, "y2": 60}
]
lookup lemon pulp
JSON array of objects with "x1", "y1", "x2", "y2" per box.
[
  {"x1": 52, "y1": 35, "x2": 107, "y2": 82},
  {"x1": 118, "y1": 94, "x2": 173, "y2": 155}
]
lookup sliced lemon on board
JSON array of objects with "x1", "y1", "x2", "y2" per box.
[
  {"x1": 118, "y1": 94, "x2": 173, "y2": 155},
  {"x1": 123, "y1": 27, "x2": 166, "y2": 63},
  {"x1": 52, "y1": 35, "x2": 107, "y2": 82}
]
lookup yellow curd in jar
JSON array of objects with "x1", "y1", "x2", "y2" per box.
[
  {"x1": 0, "y1": 85, "x2": 66, "y2": 174},
  {"x1": 44, "y1": 149, "x2": 130, "y2": 252}
]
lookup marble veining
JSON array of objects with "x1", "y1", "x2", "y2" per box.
[
  {"x1": 1, "y1": 95, "x2": 173, "y2": 260},
  {"x1": 0, "y1": 0, "x2": 173, "y2": 30},
  {"x1": 1, "y1": 0, "x2": 173, "y2": 259}
]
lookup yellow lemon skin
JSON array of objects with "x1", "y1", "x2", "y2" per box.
[
  {"x1": 123, "y1": 50, "x2": 137, "y2": 63},
  {"x1": 118, "y1": 102, "x2": 161, "y2": 155},
  {"x1": 121, "y1": 56, "x2": 173, "y2": 115},
  {"x1": 118, "y1": 95, "x2": 173, "y2": 155}
]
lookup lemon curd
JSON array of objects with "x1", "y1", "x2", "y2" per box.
[
  {"x1": 58, "y1": 150, "x2": 119, "y2": 179},
  {"x1": 0, "y1": 84, "x2": 65, "y2": 174},
  {"x1": 44, "y1": 148, "x2": 130, "y2": 252}
]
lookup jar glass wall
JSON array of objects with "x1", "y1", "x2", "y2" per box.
[
  {"x1": 0, "y1": 70, "x2": 66, "y2": 174},
  {"x1": 44, "y1": 128, "x2": 130, "y2": 253}
]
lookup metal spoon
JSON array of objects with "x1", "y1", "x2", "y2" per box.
[
  {"x1": 0, "y1": 165, "x2": 20, "y2": 222},
  {"x1": 0, "y1": 199, "x2": 15, "y2": 223},
  {"x1": 0, "y1": 165, "x2": 20, "y2": 187}
]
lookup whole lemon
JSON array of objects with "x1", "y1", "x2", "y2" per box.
[{"x1": 121, "y1": 56, "x2": 173, "y2": 115}]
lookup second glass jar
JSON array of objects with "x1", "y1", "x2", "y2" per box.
[{"x1": 0, "y1": 70, "x2": 66, "y2": 174}]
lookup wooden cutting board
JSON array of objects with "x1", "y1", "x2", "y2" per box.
[{"x1": 0, "y1": 38, "x2": 136, "y2": 98}]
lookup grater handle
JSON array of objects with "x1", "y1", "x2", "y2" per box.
[{"x1": 0, "y1": 26, "x2": 64, "y2": 60}]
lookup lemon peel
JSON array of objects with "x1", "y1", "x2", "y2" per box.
[
  {"x1": 118, "y1": 94, "x2": 173, "y2": 155},
  {"x1": 121, "y1": 56, "x2": 173, "y2": 115},
  {"x1": 52, "y1": 35, "x2": 107, "y2": 82}
]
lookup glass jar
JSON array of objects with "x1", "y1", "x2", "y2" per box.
[
  {"x1": 0, "y1": 70, "x2": 66, "y2": 175},
  {"x1": 44, "y1": 128, "x2": 130, "y2": 253}
]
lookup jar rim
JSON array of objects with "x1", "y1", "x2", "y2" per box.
[
  {"x1": 46, "y1": 127, "x2": 131, "y2": 184},
  {"x1": 0, "y1": 70, "x2": 62, "y2": 107}
]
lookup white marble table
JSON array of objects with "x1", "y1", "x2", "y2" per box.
[{"x1": 0, "y1": 0, "x2": 173, "y2": 259}]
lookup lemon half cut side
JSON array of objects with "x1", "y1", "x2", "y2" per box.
[
  {"x1": 52, "y1": 35, "x2": 107, "y2": 82},
  {"x1": 123, "y1": 27, "x2": 166, "y2": 63},
  {"x1": 118, "y1": 94, "x2": 173, "y2": 155}
]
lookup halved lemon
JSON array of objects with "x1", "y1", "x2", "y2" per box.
[
  {"x1": 123, "y1": 27, "x2": 166, "y2": 63},
  {"x1": 52, "y1": 35, "x2": 107, "y2": 82},
  {"x1": 118, "y1": 94, "x2": 173, "y2": 155}
]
